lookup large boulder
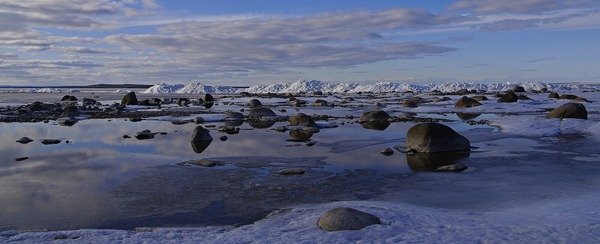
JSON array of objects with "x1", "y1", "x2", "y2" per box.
[
  {"x1": 289, "y1": 113, "x2": 316, "y2": 127},
  {"x1": 406, "y1": 123, "x2": 471, "y2": 153},
  {"x1": 358, "y1": 110, "x2": 390, "y2": 122},
  {"x1": 546, "y1": 102, "x2": 587, "y2": 119},
  {"x1": 248, "y1": 107, "x2": 276, "y2": 117},
  {"x1": 204, "y1": 93, "x2": 215, "y2": 102},
  {"x1": 248, "y1": 99, "x2": 262, "y2": 108},
  {"x1": 497, "y1": 91, "x2": 518, "y2": 103},
  {"x1": 121, "y1": 92, "x2": 138, "y2": 105},
  {"x1": 317, "y1": 208, "x2": 380, "y2": 231},
  {"x1": 190, "y1": 126, "x2": 213, "y2": 141},
  {"x1": 455, "y1": 96, "x2": 482, "y2": 108}
]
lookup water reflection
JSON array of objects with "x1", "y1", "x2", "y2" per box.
[
  {"x1": 406, "y1": 151, "x2": 470, "y2": 171},
  {"x1": 191, "y1": 140, "x2": 213, "y2": 153},
  {"x1": 360, "y1": 121, "x2": 391, "y2": 131},
  {"x1": 204, "y1": 102, "x2": 214, "y2": 109},
  {"x1": 247, "y1": 120, "x2": 275, "y2": 129},
  {"x1": 288, "y1": 129, "x2": 314, "y2": 142}
]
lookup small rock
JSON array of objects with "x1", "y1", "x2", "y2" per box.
[
  {"x1": 289, "y1": 113, "x2": 316, "y2": 127},
  {"x1": 470, "y1": 95, "x2": 488, "y2": 101},
  {"x1": 121, "y1": 91, "x2": 138, "y2": 105},
  {"x1": 14, "y1": 157, "x2": 29, "y2": 161},
  {"x1": 189, "y1": 159, "x2": 222, "y2": 167},
  {"x1": 279, "y1": 168, "x2": 305, "y2": 175},
  {"x1": 512, "y1": 85, "x2": 526, "y2": 92},
  {"x1": 248, "y1": 99, "x2": 262, "y2": 108},
  {"x1": 381, "y1": 147, "x2": 394, "y2": 156},
  {"x1": 314, "y1": 99, "x2": 329, "y2": 106},
  {"x1": 123, "y1": 135, "x2": 131, "y2": 139},
  {"x1": 135, "y1": 131, "x2": 155, "y2": 140},
  {"x1": 548, "y1": 92, "x2": 560, "y2": 99},
  {"x1": 248, "y1": 107, "x2": 276, "y2": 117},
  {"x1": 436, "y1": 163, "x2": 468, "y2": 172},
  {"x1": 317, "y1": 207, "x2": 381, "y2": 231},
  {"x1": 559, "y1": 94, "x2": 579, "y2": 100},
  {"x1": 191, "y1": 126, "x2": 213, "y2": 141},
  {"x1": 402, "y1": 100, "x2": 418, "y2": 108},
  {"x1": 358, "y1": 110, "x2": 390, "y2": 122},
  {"x1": 16, "y1": 137, "x2": 34, "y2": 144},
  {"x1": 204, "y1": 93, "x2": 215, "y2": 102},
  {"x1": 219, "y1": 136, "x2": 228, "y2": 141}
]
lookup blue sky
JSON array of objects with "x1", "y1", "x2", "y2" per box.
[{"x1": 0, "y1": 0, "x2": 599, "y2": 85}]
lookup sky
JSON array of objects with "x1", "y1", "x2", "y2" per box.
[{"x1": 0, "y1": 0, "x2": 599, "y2": 86}]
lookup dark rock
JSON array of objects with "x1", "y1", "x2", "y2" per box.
[
  {"x1": 279, "y1": 168, "x2": 305, "y2": 175},
  {"x1": 191, "y1": 126, "x2": 213, "y2": 141},
  {"x1": 456, "y1": 88, "x2": 470, "y2": 95},
  {"x1": 123, "y1": 135, "x2": 131, "y2": 139},
  {"x1": 314, "y1": 99, "x2": 329, "y2": 107},
  {"x1": 219, "y1": 136, "x2": 228, "y2": 141},
  {"x1": 539, "y1": 87, "x2": 549, "y2": 93},
  {"x1": 14, "y1": 157, "x2": 29, "y2": 162},
  {"x1": 512, "y1": 85, "x2": 526, "y2": 92},
  {"x1": 16, "y1": 137, "x2": 34, "y2": 144},
  {"x1": 135, "y1": 131, "x2": 155, "y2": 140},
  {"x1": 559, "y1": 94, "x2": 578, "y2": 100},
  {"x1": 402, "y1": 100, "x2": 418, "y2": 108},
  {"x1": 470, "y1": 95, "x2": 488, "y2": 101},
  {"x1": 455, "y1": 96, "x2": 482, "y2": 108},
  {"x1": 436, "y1": 163, "x2": 468, "y2": 172},
  {"x1": 406, "y1": 122, "x2": 470, "y2": 153},
  {"x1": 248, "y1": 107, "x2": 276, "y2": 117},
  {"x1": 289, "y1": 113, "x2": 316, "y2": 127},
  {"x1": 248, "y1": 120, "x2": 275, "y2": 129},
  {"x1": 546, "y1": 102, "x2": 587, "y2": 119},
  {"x1": 574, "y1": 97, "x2": 589, "y2": 103},
  {"x1": 381, "y1": 148, "x2": 394, "y2": 156},
  {"x1": 497, "y1": 91, "x2": 518, "y2": 103},
  {"x1": 61, "y1": 95, "x2": 78, "y2": 101},
  {"x1": 517, "y1": 94, "x2": 532, "y2": 100},
  {"x1": 177, "y1": 98, "x2": 190, "y2": 107},
  {"x1": 204, "y1": 93, "x2": 215, "y2": 102},
  {"x1": 224, "y1": 111, "x2": 244, "y2": 120},
  {"x1": 41, "y1": 139, "x2": 61, "y2": 145},
  {"x1": 82, "y1": 98, "x2": 97, "y2": 106},
  {"x1": 61, "y1": 105, "x2": 79, "y2": 117},
  {"x1": 317, "y1": 207, "x2": 380, "y2": 231},
  {"x1": 273, "y1": 126, "x2": 287, "y2": 132},
  {"x1": 358, "y1": 110, "x2": 390, "y2": 122},
  {"x1": 121, "y1": 92, "x2": 138, "y2": 105},
  {"x1": 190, "y1": 140, "x2": 212, "y2": 153},
  {"x1": 138, "y1": 99, "x2": 151, "y2": 106},
  {"x1": 188, "y1": 159, "x2": 222, "y2": 167},
  {"x1": 548, "y1": 92, "x2": 560, "y2": 99},
  {"x1": 248, "y1": 99, "x2": 262, "y2": 108}
]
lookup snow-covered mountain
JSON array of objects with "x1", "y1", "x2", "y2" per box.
[{"x1": 141, "y1": 80, "x2": 600, "y2": 94}]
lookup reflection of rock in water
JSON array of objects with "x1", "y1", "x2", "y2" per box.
[
  {"x1": 360, "y1": 121, "x2": 391, "y2": 131},
  {"x1": 456, "y1": 112, "x2": 481, "y2": 121},
  {"x1": 289, "y1": 129, "x2": 313, "y2": 142},
  {"x1": 224, "y1": 120, "x2": 244, "y2": 127},
  {"x1": 248, "y1": 120, "x2": 275, "y2": 129},
  {"x1": 191, "y1": 140, "x2": 212, "y2": 153},
  {"x1": 57, "y1": 117, "x2": 78, "y2": 126},
  {"x1": 406, "y1": 151, "x2": 470, "y2": 172},
  {"x1": 204, "y1": 102, "x2": 214, "y2": 109}
]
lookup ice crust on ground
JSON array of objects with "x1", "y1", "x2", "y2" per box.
[
  {"x1": 4, "y1": 198, "x2": 599, "y2": 243},
  {"x1": 141, "y1": 80, "x2": 600, "y2": 94}
]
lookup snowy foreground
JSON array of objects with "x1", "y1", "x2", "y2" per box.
[{"x1": 4, "y1": 198, "x2": 600, "y2": 243}]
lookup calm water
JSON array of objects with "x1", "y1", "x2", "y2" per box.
[{"x1": 1, "y1": 94, "x2": 599, "y2": 231}]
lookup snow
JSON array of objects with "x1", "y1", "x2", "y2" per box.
[
  {"x1": 139, "y1": 80, "x2": 600, "y2": 95},
  {"x1": 489, "y1": 115, "x2": 600, "y2": 138},
  {"x1": 3, "y1": 198, "x2": 599, "y2": 243},
  {"x1": 142, "y1": 83, "x2": 241, "y2": 94}
]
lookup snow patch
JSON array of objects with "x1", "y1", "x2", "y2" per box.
[{"x1": 142, "y1": 83, "x2": 241, "y2": 94}]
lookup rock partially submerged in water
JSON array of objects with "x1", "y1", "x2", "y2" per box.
[
  {"x1": 121, "y1": 91, "x2": 138, "y2": 105},
  {"x1": 406, "y1": 122, "x2": 470, "y2": 153},
  {"x1": 16, "y1": 137, "x2": 34, "y2": 144},
  {"x1": 248, "y1": 99, "x2": 262, "y2": 108},
  {"x1": 380, "y1": 147, "x2": 394, "y2": 156},
  {"x1": 248, "y1": 107, "x2": 276, "y2": 117},
  {"x1": 455, "y1": 96, "x2": 481, "y2": 108},
  {"x1": 358, "y1": 110, "x2": 390, "y2": 122},
  {"x1": 317, "y1": 207, "x2": 381, "y2": 231},
  {"x1": 497, "y1": 91, "x2": 518, "y2": 103},
  {"x1": 547, "y1": 102, "x2": 587, "y2": 119},
  {"x1": 57, "y1": 117, "x2": 78, "y2": 126},
  {"x1": 289, "y1": 113, "x2": 316, "y2": 127},
  {"x1": 191, "y1": 126, "x2": 213, "y2": 141}
]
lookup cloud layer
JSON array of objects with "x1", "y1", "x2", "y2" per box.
[{"x1": 0, "y1": 0, "x2": 599, "y2": 85}]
